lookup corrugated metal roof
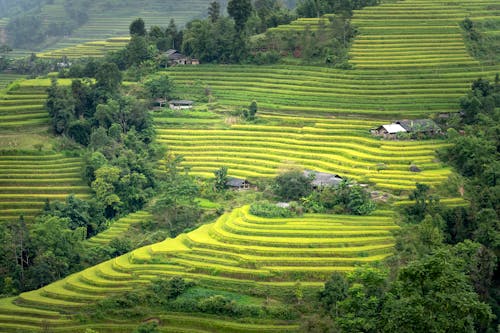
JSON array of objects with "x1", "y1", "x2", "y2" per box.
[{"x1": 382, "y1": 124, "x2": 407, "y2": 134}]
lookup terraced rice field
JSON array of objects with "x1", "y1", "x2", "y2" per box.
[
  {"x1": 268, "y1": 17, "x2": 331, "y2": 32},
  {"x1": 0, "y1": 81, "x2": 49, "y2": 131},
  {"x1": 155, "y1": 114, "x2": 451, "y2": 191},
  {"x1": 0, "y1": 153, "x2": 90, "y2": 222},
  {"x1": 168, "y1": 0, "x2": 499, "y2": 116},
  {"x1": 0, "y1": 206, "x2": 396, "y2": 332},
  {"x1": 0, "y1": 74, "x2": 24, "y2": 90},
  {"x1": 349, "y1": 0, "x2": 498, "y2": 69},
  {"x1": 38, "y1": 37, "x2": 130, "y2": 59},
  {"x1": 86, "y1": 211, "x2": 153, "y2": 246},
  {"x1": 43, "y1": 0, "x2": 211, "y2": 53}
]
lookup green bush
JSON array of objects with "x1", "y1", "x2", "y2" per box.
[{"x1": 250, "y1": 201, "x2": 295, "y2": 218}]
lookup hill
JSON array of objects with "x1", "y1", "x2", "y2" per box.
[
  {"x1": 0, "y1": 0, "x2": 497, "y2": 331},
  {"x1": 1, "y1": 0, "x2": 212, "y2": 53},
  {"x1": 0, "y1": 205, "x2": 396, "y2": 332}
]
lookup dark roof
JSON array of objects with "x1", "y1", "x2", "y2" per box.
[
  {"x1": 304, "y1": 170, "x2": 343, "y2": 187},
  {"x1": 169, "y1": 100, "x2": 194, "y2": 105},
  {"x1": 409, "y1": 165, "x2": 422, "y2": 172},
  {"x1": 165, "y1": 49, "x2": 178, "y2": 56},
  {"x1": 396, "y1": 119, "x2": 441, "y2": 133},
  {"x1": 164, "y1": 49, "x2": 187, "y2": 60},
  {"x1": 226, "y1": 177, "x2": 248, "y2": 187}
]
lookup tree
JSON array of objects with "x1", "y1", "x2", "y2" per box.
[
  {"x1": 381, "y1": 249, "x2": 493, "y2": 333},
  {"x1": 45, "y1": 78, "x2": 75, "y2": 134},
  {"x1": 126, "y1": 35, "x2": 154, "y2": 67},
  {"x1": 143, "y1": 74, "x2": 175, "y2": 103},
  {"x1": 95, "y1": 62, "x2": 122, "y2": 95},
  {"x1": 404, "y1": 183, "x2": 441, "y2": 223},
  {"x1": 148, "y1": 25, "x2": 164, "y2": 40},
  {"x1": 182, "y1": 18, "x2": 237, "y2": 63},
  {"x1": 129, "y1": 18, "x2": 146, "y2": 36},
  {"x1": 214, "y1": 166, "x2": 228, "y2": 191},
  {"x1": 208, "y1": 1, "x2": 221, "y2": 22},
  {"x1": 29, "y1": 215, "x2": 85, "y2": 288},
  {"x1": 319, "y1": 272, "x2": 349, "y2": 316},
  {"x1": 274, "y1": 169, "x2": 313, "y2": 200},
  {"x1": 336, "y1": 267, "x2": 387, "y2": 333},
  {"x1": 227, "y1": 0, "x2": 253, "y2": 33},
  {"x1": 91, "y1": 166, "x2": 122, "y2": 218},
  {"x1": 440, "y1": 135, "x2": 496, "y2": 179},
  {"x1": 243, "y1": 100, "x2": 258, "y2": 120},
  {"x1": 165, "y1": 19, "x2": 181, "y2": 49}
]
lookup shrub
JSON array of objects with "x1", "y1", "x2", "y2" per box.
[
  {"x1": 274, "y1": 169, "x2": 313, "y2": 200},
  {"x1": 250, "y1": 200, "x2": 295, "y2": 218}
]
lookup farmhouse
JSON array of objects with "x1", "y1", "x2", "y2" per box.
[
  {"x1": 371, "y1": 124, "x2": 407, "y2": 137},
  {"x1": 371, "y1": 119, "x2": 441, "y2": 138},
  {"x1": 226, "y1": 177, "x2": 250, "y2": 190},
  {"x1": 169, "y1": 100, "x2": 194, "y2": 110},
  {"x1": 163, "y1": 49, "x2": 199, "y2": 66},
  {"x1": 304, "y1": 170, "x2": 343, "y2": 189},
  {"x1": 154, "y1": 98, "x2": 167, "y2": 108}
]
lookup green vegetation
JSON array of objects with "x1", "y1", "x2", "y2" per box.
[
  {"x1": 0, "y1": 0, "x2": 498, "y2": 331},
  {"x1": 1, "y1": 0, "x2": 213, "y2": 53},
  {"x1": 0, "y1": 205, "x2": 397, "y2": 331},
  {"x1": 37, "y1": 37, "x2": 130, "y2": 59},
  {"x1": 0, "y1": 153, "x2": 89, "y2": 222},
  {"x1": 155, "y1": 116, "x2": 451, "y2": 192}
]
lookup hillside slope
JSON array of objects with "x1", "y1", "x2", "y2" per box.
[
  {"x1": 0, "y1": 206, "x2": 396, "y2": 332},
  {"x1": 0, "y1": 78, "x2": 91, "y2": 222},
  {"x1": 2, "y1": 0, "x2": 212, "y2": 52},
  {"x1": 167, "y1": 0, "x2": 499, "y2": 116}
]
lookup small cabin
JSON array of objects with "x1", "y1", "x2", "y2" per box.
[
  {"x1": 169, "y1": 100, "x2": 194, "y2": 110},
  {"x1": 226, "y1": 177, "x2": 250, "y2": 190},
  {"x1": 304, "y1": 170, "x2": 343, "y2": 189},
  {"x1": 371, "y1": 124, "x2": 407, "y2": 138},
  {"x1": 163, "y1": 49, "x2": 199, "y2": 66},
  {"x1": 154, "y1": 98, "x2": 167, "y2": 108}
]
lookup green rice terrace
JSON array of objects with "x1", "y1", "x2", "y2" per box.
[
  {"x1": 49, "y1": 0, "x2": 210, "y2": 47},
  {"x1": 38, "y1": 37, "x2": 130, "y2": 59},
  {"x1": 0, "y1": 152, "x2": 90, "y2": 222},
  {"x1": 155, "y1": 114, "x2": 451, "y2": 191},
  {"x1": 0, "y1": 205, "x2": 396, "y2": 332},
  {"x1": 0, "y1": 80, "x2": 51, "y2": 131},
  {"x1": 0, "y1": 77, "x2": 89, "y2": 222},
  {"x1": 85, "y1": 211, "x2": 153, "y2": 247},
  {"x1": 168, "y1": 0, "x2": 499, "y2": 116},
  {"x1": 3, "y1": 0, "x2": 212, "y2": 54},
  {"x1": 0, "y1": 0, "x2": 496, "y2": 331}
]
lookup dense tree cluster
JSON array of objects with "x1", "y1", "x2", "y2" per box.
[{"x1": 46, "y1": 68, "x2": 163, "y2": 219}]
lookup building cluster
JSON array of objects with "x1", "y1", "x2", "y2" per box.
[{"x1": 371, "y1": 119, "x2": 441, "y2": 138}]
